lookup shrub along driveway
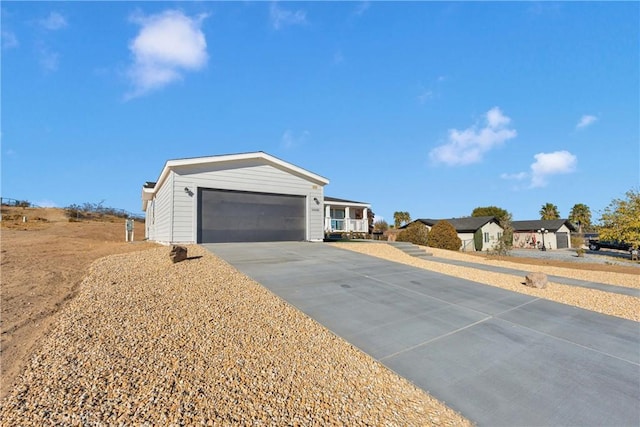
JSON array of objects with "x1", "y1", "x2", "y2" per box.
[{"x1": 204, "y1": 242, "x2": 640, "y2": 427}]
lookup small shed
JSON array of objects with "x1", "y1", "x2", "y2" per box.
[
  {"x1": 512, "y1": 219, "x2": 577, "y2": 250},
  {"x1": 142, "y1": 152, "x2": 329, "y2": 244}
]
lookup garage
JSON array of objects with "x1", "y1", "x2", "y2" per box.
[
  {"x1": 556, "y1": 232, "x2": 569, "y2": 249},
  {"x1": 142, "y1": 152, "x2": 329, "y2": 244},
  {"x1": 197, "y1": 188, "x2": 306, "y2": 243}
]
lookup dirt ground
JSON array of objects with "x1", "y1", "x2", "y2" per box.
[
  {"x1": 0, "y1": 207, "x2": 155, "y2": 399},
  {"x1": 1, "y1": 208, "x2": 636, "y2": 401}
]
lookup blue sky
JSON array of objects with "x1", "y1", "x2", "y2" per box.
[{"x1": 2, "y1": 1, "x2": 638, "y2": 223}]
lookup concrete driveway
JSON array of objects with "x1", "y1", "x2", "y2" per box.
[{"x1": 203, "y1": 242, "x2": 640, "y2": 427}]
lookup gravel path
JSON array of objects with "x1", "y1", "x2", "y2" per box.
[
  {"x1": 0, "y1": 246, "x2": 471, "y2": 426},
  {"x1": 333, "y1": 243, "x2": 640, "y2": 322}
]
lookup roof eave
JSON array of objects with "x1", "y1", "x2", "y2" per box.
[{"x1": 148, "y1": 152, "x2": 330, "y2": 200}]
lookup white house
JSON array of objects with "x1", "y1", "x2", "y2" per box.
[
  {"x1": 402, "y1": 216, "x2": 504, "y2": 251},
  {"x1": 512, "y1": 219, "x2": 576, "y2": 250},
  {"x1": 323, "y1": 197, "x2": 371, "y2": 234},
  {"x1": 142, "y1": 152, "x2": 329, "y2": 244}
]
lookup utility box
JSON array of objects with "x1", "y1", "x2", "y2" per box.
[{"x1": 125, "y1": 219, "x2": 134, "y2": 242}]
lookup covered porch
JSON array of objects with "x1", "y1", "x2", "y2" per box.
[{"x1": 324, "y1": 197, "x2": 371, "y2": 234}]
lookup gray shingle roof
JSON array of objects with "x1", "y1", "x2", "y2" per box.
[
  {"x1": 512, "y1": 219, "x2": 576, "y2": 232},
  {"x1": 405, "y1": 216, "x2": 498, "y2": 232},
  {"x1": 324, "y1": 196, "x2": 369, "y2": 205}
]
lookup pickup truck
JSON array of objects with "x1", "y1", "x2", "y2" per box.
[{"x1": 588, "y1": 239, "x2": 633, "y2": 252}]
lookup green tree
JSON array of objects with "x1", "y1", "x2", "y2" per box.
[
  {"x1": 393, "y1": 211, "x2": 411, "y2": 228},
  {"x1": 598, "y1": 189, "x2": 640, "y2": 248},
  {"x1": 472, "y1": 205, "x2": 513, "y2": 255},
  {"x1": 540, "y1": 203, "x2": 560, "y2": 220},
  {"x1": 428, "y1": 220, "x2": 461, "y2": 251},
  {"x1": 471, "y1": 206, "x2": 511, "y2": 224},
  {"x1": 568, "y1": 203, "x2": 592, "y2": 233},
  {"x1": 397, "y1": 222, "x2": 429, "y2": 246}
]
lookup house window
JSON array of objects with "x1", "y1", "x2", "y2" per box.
[
  {"x1": 498, "y1": 232, "x2": 503, "y2": 240},
  {"x1": 484, "y1": 232, "x2": 490, "y2": 243},
  {"x1": 330, "y1": 208, "x2": 345, "y2": 231}
]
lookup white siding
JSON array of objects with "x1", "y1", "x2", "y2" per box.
[
  {"x1": 172, "y1": 175, "x2": 196, "y2": 243},
  {"x1": 307, "y1": 190, "x2": 324, "y2": 241},
  {"x1": 144, "y1": 200, "x2": 153, "y2": 240},
  {"x1": 480, "y1": 222, "x2": 504, "y2": 251},
  {"x1": 162, "y1": 161, "x2": 325, "y2": 243},
  {"x1": 458, "y1": 232, "x2": 474, "y2": 251},
  {"x1": 152, "y1": 172, "x2": 174, "y2": 243}
]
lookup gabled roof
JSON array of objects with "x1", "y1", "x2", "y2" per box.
[
  {"x1": 142, "y1": 151, "x2": 329, "y2": 210},
  {"x1": 512, "y1": 219, "x2": 576, "y2": 233},
  {"x1": 406, "y1": 216, "x2": 499, "y2": 233},
  {"x1": 324, "y1": 196, "x2": 370, "y2": 207}
]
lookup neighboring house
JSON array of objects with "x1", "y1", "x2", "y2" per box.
[
  {"x1": 324, "y1": 196, "x2": 371, "y2": 234},
  {"x1": 402, "y1": 216, "x2": 504, "y2": 251},
  {"x1": 142, "y1": 152, "x2": 329, "y2": 244},
  {"x1": 511, "y1": 219, "x2": 577, "y2": 250}
]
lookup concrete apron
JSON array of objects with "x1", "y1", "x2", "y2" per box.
[{"x1": 203, "y1": 242, "x2": 640, "y2": 427}]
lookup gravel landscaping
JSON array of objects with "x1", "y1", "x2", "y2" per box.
[
  {"x1": 508, "y1": 248, "x2": 638, "y2": 267},
  {"x1": 333, "y1": 242, "x2": 640, "y2": 322},
  {"x1": 0, "y1": 245, "x2": 471, "y2": 426},
  {"x1": 3, "y1": 240, "x2": 637, "y2": 425}
]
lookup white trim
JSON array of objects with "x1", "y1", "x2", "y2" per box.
[
  {"x1": 149, "y1": 152, "x2": 328, "y2": 203},
  {"x1": 324, "y1": 200, "x2": 370, "y2": 208}
]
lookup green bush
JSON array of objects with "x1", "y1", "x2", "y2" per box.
[
  {"x1": 428, "y1": 221, "x2": 461, "y2": 251},
  {"x1": 571, "y1": 234, "x2": 585, "y2": 249},
  {"x1": 397, "y1": 222, "x2": 429, "y2": 246},
  {"x1": 474, "y1": 229, "x2": 483, "y2": 251}
]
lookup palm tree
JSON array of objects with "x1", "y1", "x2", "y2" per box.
[
  {"x1": 539, "y1": 203, "x2": 560, "y2": 220},
  {"x1": 568, "y1": 203, "x2": 592, "y2": 233},
  {"x1": 393, "y1": 211, "x2": 411, "y2": 228}
]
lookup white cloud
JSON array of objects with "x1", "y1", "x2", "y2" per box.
[
  {"x1": 270, "y1": 3, "x2": 307, "y2": 30},
  {"x1": 502, "y1": 150, "x2": 577, "y2": 188},
  {"x1": 429, "y1": 107, "x2": 517, "y2": 166},
  {"x1": 2, "y1": 31, "x2": 18, "y2": 49},
  {"x1": 530, "y1": 150, "x2": 577, "y2": 187},
  {"x1": 126, "y1": 10, "x2": 208, "y2": 99},
  {"x1": 576, "y1": 114, "x2": 597, "y2": 129},
  {"x1": 40, "y1": 12, "x2": 67, "y2": 31},
  {"x1": 281, "y1": 129, "x2": 310, "y2": 148}
]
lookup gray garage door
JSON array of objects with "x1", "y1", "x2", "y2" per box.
[
  {"x1": 197, "y1": 188, "x2": 306, "y2": 243},
  {"x1": 557, "y1": 232, "x2": 569, "y2": 249}
]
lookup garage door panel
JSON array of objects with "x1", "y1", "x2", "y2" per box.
[
  {"x1": 557, "y1": 232, "x2": 569, "y2": 249},
  {"x1": 198, "y1": 188, "x2": 306, "y2": 243}
]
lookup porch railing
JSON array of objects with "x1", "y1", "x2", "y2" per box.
[{"x1": 326, "y1": 218, "x2": 368, "y2": 233}]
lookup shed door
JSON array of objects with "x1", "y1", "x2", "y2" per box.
[
  {"x1": 557, "y1": 232, "x2": 569, "y2": 249},
  {"x1": 197, "y1": 188, "x2": 306, "y2": 243}
]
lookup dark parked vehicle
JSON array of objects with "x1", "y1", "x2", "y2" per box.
[{"x1": 588, "y1": 239, "x2": 633, "y2": 252}]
